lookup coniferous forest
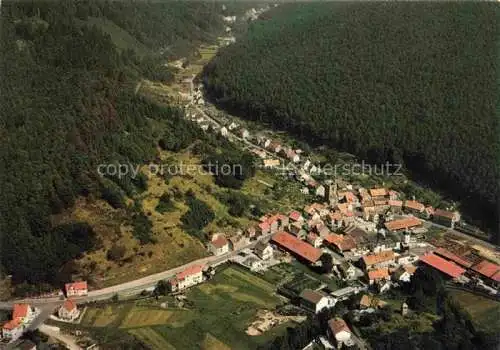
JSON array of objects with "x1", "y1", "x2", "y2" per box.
[
  {"x1": 203, "y1": 2, "x2": 499, "y2": 238},
  {"x1": 0, "y1": 0, "x2": 227, "y2": 286}
]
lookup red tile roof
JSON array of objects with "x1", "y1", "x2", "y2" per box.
[
  {"x1": 65, "y1": 281, "x2": 87, "y2": 292},
  {"x1": 176, "y1": 264, "x2": 204, "y2": 281},
  {"x1": 419, "y1": 254, "x2": 465, "y2": 278},
  {"x1": 328, "y1": 318, "x2": 351, "y2": 335},
  {"x1": 271, "y1": 231, "x2": 322, "y2": 263},
  {"x1": 434, "y1": 248, "x2": 473, "y2": 268},
  {"x1": 388, "y1": 200, "x2": 403, "y2": 207},
  {"x1": 370, "y1": 188, "x2": 387, "y2": 197},
  {"x1": 491, "y1": 270, "x2": 500, "y2": 283},
  {"x1": 368, "y1": 268, "x2": 389, "y2": 281},
  {"x1": 211, "y1": 235, "x2": 229, "y2": 248},
  {"x1": 324, "y1": 234, "x2": 356, "y2": 251},
  {"x1": 258, "y1": 221, "x2": 270, "y2": 231},
  {"x1": 404, "y1": 200, "x2": 425, "y2": 211},
  {"x1": 385, "y1": 217, "x2": 422, "y2": 231},
  {"x1": 472, "y1": 260, "x2": 500, "y2": 278},
  {"x1": 62, "y1": 299, "x2": 77, "y2": 312},
  {"x1": 12, "y1": 304, "x2": 29, "y2": 320},
  {"x1": 2, "y1": 319, "x2": 21, "y2": 330}
]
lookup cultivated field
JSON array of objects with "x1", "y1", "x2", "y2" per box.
[{"x1": 80, "y1": 265, "x2": 295, "y2": 349}]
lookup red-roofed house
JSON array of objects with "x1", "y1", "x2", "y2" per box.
[
  {"x1": 2, "y1": 319, "x2": 23, "y2": 340},
  {"x1": 257, "y1": 221, "x2": 270, "y2": 235},
  {"x1": 384, "y1": 217, "x2": 422, "y2": 232},
  {"x1": 328, "y1": 318, "x2": 353, "y2": 347},
  {"x1": 434, "y1": 248, "x2": 473, "y2": 268},
  {"x1": 169, "y1": 264, "x2": 205, "y2": 292},
  {"x1": 432, "y1": 209, "x2": 460, "y2": 228},
  {"x1": 65, "y1": 281, "x2": 88, "y2": 297},
  {"x1": 58, "y1": 299, "x2": 80, "y2": 321},
  {"x1": 271, "y1": 231, "x2": 322, "y2": 264},
  {"x1": 209, "y1": 234, "x2": 230, "y2": 256},
  {"x1": 388, "y1": 200, "x2": 403, "y2": 214},
  {"x1": 404, "y1": 200, "x2": 425, "y2": 214},
  {"x1": 289, "y1": 210, "x2": 304, "y2": 222},
  {"x1": 12, "y1": 304, "x2": 34, "y2": 324},
  {"x1": 324, "y1": 234, "x2": 357, "y2": 254},
  {"x1": 361, "y1": 251, "x2": 395, "y2": 271},
  {"x1": 367, "y1": 268, "x2": 390, "y2": 285},
  {"x1": 370, "y1": 188, "x2": 388, "y2": 199},
  {"x1": 419, "y1": 254, "x2": 465, "y2": 279}
]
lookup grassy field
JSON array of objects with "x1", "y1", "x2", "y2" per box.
[
  {"x1": 449, "y1": 289, "x2": 500, "y2": 334},
  {"x1": 80, "y1": 265, "x2": 294, "y2": 349}
]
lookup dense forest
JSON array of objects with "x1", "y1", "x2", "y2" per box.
[
  {"x1": 0, "y1": 0, "x2": 231, "y2": 286},
  {"x1": 203, "y1": 2, "x2": 500, "y2": 238}
]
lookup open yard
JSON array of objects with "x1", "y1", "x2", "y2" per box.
[
  {"x1": 449, "y1": 289, "x2": 500, "y2": 334},
  {"x1": 79, "y1": 265, "x2": 296, "y2": 349}
]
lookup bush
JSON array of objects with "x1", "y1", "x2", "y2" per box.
[{"x1": 106, "y1": 245, "x2": 126, "y2": 261}]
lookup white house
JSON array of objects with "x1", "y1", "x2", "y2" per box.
[
  {"x1": 65, "y1": 281, "x2": 88, "y2": 297},
  {"x1": 392, "y1": 265, "x2": 417, "y2": 283},
  {"x1": 300, "y1": 289, "x2": 335, "y2": 314},
  {"x1": 209, "y1": 234, "x2": 231, "y2": 256},
  {"x1": 327, "y1": 318, "x2": 353, "y2": 348},
  {"x1": 220, "y1": 126, "x2": 228, "y2": 137},
  {"x1": 303, "y1": 160, "x2": 311, "y2": 171},
  {"x1": 315, "y1": 185, "x2": 326, "y2": 198},
  {"x1": 12, "y1": 304, "x2": 36, "y2": 325},
  {"x1": 169, "y1": 264, "x2": 205, "y2": 292},
  {"x1": 228, "y1": 122, "x2": 238, "y2": 130},
  {"x1": 58, "y1": 299, "x2": 80, "y2": 321},
  {"x1": 2, "y1": 319, "x2": 23, "y2": 341},
  {"x1": 254, "y1": 241, "x2": 273, "y2": 260}
]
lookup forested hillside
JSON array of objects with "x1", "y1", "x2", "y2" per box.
[
  {"x1": 0, "y1": 0, "x2": 228, "y2": 286},
  {"x1": 203, "y1": 3, "x2": 499, "y2": 237}
]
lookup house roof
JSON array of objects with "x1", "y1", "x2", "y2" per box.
[
  {"x1": 388, "y1": 200, "x2": 403, "y2": 207},
  {"x1": 324, "y1": 234, "x2": 344, "y2": 245},
  {"x1": 65, "y1": 281, "x2": 87, "y2": 292},
  {"x1": 2, "y1": 318, "x2": 21, "y2": 330},
  {"x1": 472, "y1": 260, "x2": 500, "y2": 278},
  {"x1": 433, "y1": 208, "x2": 456, "y2": 220},
  {"x1": 370, "y1": 188, "x2": 387, "y2": 197},
  {"x1": 434, "y1": 248, "x2": 473, "y2": 268},
  {"x1": 360, "y1": 294, "x2": 372, "y2": 308},
  {"x1": 419, "y1": 254, "x2": 465, "y2": 278},
  {"x1": 300, "y1": 289, "x2": 325, "y2": 304},
  {"x1": 389, "y1": 190, "x2": 399, "y2": 198},
  {"x1": 12, "y1": 304, "x2": 29, "y2": 320},
  {"x1": 368, "y1": 268, "x2": 389, "y2": 281},
  {"x1": 491, "y1": 270, "x2": 500, "y2": 283},
  {"x1": 362, "y1": 251, "x2": 395, "y2": 266},
  {"x1": 258, "y1": 221, "x2": 270, "y2": 231},
  {"x1": 328, "y1": 318, "x2": 351, "y2": 335},
  {"x1": 211, "y1": 235, "x2": 229, "y2": 248},
  {"x1": 385, "y1": 217, "x2": 422, "y2": 231},
  {"x1": 289, "y1": 210, "x2": 302, "y2": 221},
  {"x1": 337, "y1": 236, "x2": 357, "y2": 251},
  {"x1": 404, "y1": 200, "x2": 425, "y2": 211},
  {"x1": 62, "y1": 299, "x2": 77, "y2": 312},
  {"x1": 271, "y1": 231, "x2": 322, "y2": 263},
  {"x1": 404, "y1": 265, "x2": 417, "y2": 274}
]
